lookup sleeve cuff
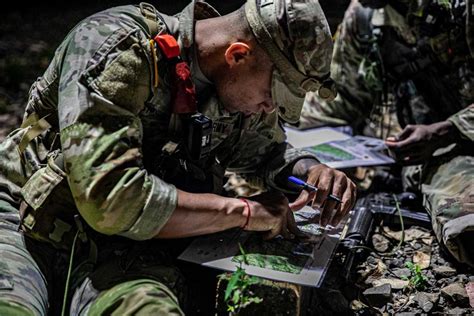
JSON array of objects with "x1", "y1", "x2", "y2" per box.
[
  {"x1": 266, "y1": 147, "x2": 319, "y2": 194},
  {"x1": 119, "y1": 175, "x2": 177, "y2": 240}
]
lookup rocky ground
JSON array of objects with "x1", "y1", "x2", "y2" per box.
[{"x1": 351, "y1": 225, "x2": 474, "y2": 315}]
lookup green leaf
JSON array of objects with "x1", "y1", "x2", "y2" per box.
[
  {"x1": 232, "y1": 289, "x2": 241, "y2": 305},
  {"x1": 225, "y1": 271, "x2": 240, "y2": 301},
  {"x1": 238, "y1": 242, "x2": 249, "y2": 265},
  {"x1": 247, "y1": 275, "x2": 262, "y2": 285}
]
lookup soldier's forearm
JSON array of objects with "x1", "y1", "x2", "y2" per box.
[{"x1": 155, "y1": 190, "x2": 247, "y2": 238}]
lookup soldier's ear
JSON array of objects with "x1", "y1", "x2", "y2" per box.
[{"x1": 224, "y1": 42, "x2": 251, "y2": 67}]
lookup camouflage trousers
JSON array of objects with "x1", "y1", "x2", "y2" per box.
[
  {"x1": 422, "y1": 154, "x2": 474, "y2": 266},
  {"x1": 405, "y1": 152, "x2": 474, "y2": 266},
  {"x1": 0, "y1": 199, "x2": 185, "y2": 315}
]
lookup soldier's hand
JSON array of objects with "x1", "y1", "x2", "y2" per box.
[
  {"x1": 289, "y1": 164, "x2": 356, "y2": 227},
  {"x1": 385, "y1": 121, "x2": 457, "y2": 165},
  {"x1": 244, "y1": 191, "x2": 301, "y2": 240}
]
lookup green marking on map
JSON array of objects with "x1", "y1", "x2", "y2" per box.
[
  {"x1": 232, "y1": 235, "x2": 307, "y2": 274},
  {"x1": 233, "y1": 254, "x2": 303, "y2": 274},
  {"x1": 310, "y1": 143, "x2": 355, "y2": 162}
]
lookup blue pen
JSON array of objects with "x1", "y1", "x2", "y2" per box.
[{"x1": 288, "y1": 176, "x2": 342, "y2": 203}]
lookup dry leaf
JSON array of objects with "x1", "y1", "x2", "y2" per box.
[
  {"x1": 413, "y1": 251, "x2": 431, "y2": 269},
  {"x1": 350, "y1": 300, "x2": 367, "y2": 311},
  {"x1": 384, "y1": 227, "x2": 430, "y2": 242},
  {"x1": 373, "y1": 278, "x2": 409, "y2": 290},
  {"x1": 420, "y1": 237, "x2": 433, "y2": 245},
  {"x1": 363, "y1": 260, "x2": 387, "y2": 285}
]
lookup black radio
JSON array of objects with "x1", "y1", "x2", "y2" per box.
[{"x1": 187, "y1": 113, "x2": 212, "y2": 161}]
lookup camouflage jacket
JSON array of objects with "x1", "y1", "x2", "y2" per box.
[
  {"x1": 0, "y1": 2, "x2": 317, "y2": 247},
  {"x1": 299, "y1": 0, "x2": 474, "y2": 142}
]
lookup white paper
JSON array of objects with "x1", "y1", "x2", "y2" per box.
[
  {"x1": 284, "y1": 126, "x2": 351, "y2": 148},
  {"x1": 179, "y1": 206, "x2": 345, "y2": 288},
  {"x1": 304, "y1": 135, "x2": 395, "y2": 169},
  {"x1": 285, "y1": 126, "x2": 394, "y2": 169}
]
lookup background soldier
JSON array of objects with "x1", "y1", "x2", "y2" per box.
[
  {"x1": 0, "y1": 0, "x2": 356, "y2": 314},
  {"x1": 299, "y1": 0, "x2": 473, "y2": 266}
]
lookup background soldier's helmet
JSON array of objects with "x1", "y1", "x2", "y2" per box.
[{"x1": 245, "y1": 0, "x2": 337, "y2": 123}]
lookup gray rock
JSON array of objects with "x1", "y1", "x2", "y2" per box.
[
  {"x1": 363, "y1": 284, "x2": 392, "y2": 307},
  {"x1": 437, "y1": 257, "x2": 447, "y2": 265},
  {"x1": 372, "y1": 278, "x2": 409, "y2": 290},
  {"x1": 392, "y1": 268, "x2": 411, "y2": 279},
  {"x1": 439, "y1": 296, "x2": 445, "y2": 306},
  {"x1": 419, "y1": 245, "x2": 431, "y2": 253},
  {"x1": 433, "y1": 266, "x2": 457, "y2": 279},
  {"x1": 425, "y1": 270, "x2": 434, "y2": 279},
  {"x1": 448, "y1": 307, "x2": 469, "y2": 315},
  {"x1": 413, "y1": 243, "x2": 422, "y2": 250},
  {"x1": 366, "y1": 256, "x2": 377, "y2": 265},
  {"x1": 413, "y1": 292, "x2": 439, "y2": 313},
  {"x1": 419, "y1": 300, "x2": 434, "y2": 312},
  {"x1": 390, "y1": 258, "x2": 404, "y2": 269},
  {"x1": 457, "y1": 274, "x2": 469, "y2": 283},
  {"x1": 372, "y1": 233, "x2": 390, "y2": 252},
  {"x1": 436, "y1": 278, "x2": 448, "y2": 287},
  {"x1": 441, "y1": 283, "x2": 469, "y2": 306},
  {"x1": 447, "y1": 276, "x2": 458, "y2": 284}
]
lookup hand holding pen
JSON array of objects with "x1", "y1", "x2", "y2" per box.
[
  {"x1": 288, "y1": 176, "x2": 342, "y2": 203},
  {"x1": 287, "y1": 164, "x2": 357, "y2": 227}
]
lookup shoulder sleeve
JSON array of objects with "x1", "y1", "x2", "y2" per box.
[{"x1": 58, "y1": 16, "x2": 176, "y2": 240}]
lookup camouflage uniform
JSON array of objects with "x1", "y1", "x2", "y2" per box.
[
  {"x1": 0, "y1": 0, "x2": 334, "y2": 314},
  {"x1": 299, "y1": 0, "x2": 474, "y2": 265}
]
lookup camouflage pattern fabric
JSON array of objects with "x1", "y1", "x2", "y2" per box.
[
  {"x1": 244, "y1": 0, "x2": 335, "y2": 123},
  {"x1": 80, "y1": 279, "x2": 183, "y2": 316},
  {"x1": 69, "y1": 236, "x2": 188, "y2": 316},
  {"x1": 0, "y1": 200, "x2": 49, "y2": 316},
  {"x1": 298, "y1": 0, "x2": 474, "y2": 265},
  {"x1": 0, "y1": 198, "x2": 186, "y2": 316},
  {"x1": 422, "y1": 155, "x2": 474, "y2": 265},
  {"x1": 299, "y1": 0, "x2": 474, "y2": 136},
  {"x1": 0, "y1": 1, "x2": 320, "y2": 245},
  {"x1": 0, "y1": 0, "x2": 333, "y2": 314}
]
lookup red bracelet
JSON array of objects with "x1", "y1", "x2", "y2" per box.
[{"x1": 240, "y1": 198, "x2": 251, "y2": 229}]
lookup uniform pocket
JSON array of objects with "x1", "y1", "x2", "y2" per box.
[{"x1": 21, "y1": 156, "x2": 66, "y2": 211}]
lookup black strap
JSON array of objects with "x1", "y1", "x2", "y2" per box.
[{"x1": 354, "y1": 6, "x2": 375, "y2": 48}]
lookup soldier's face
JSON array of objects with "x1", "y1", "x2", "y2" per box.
[{"x1": 216, "y1": 50, "x2": 276, "y2": 116}]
